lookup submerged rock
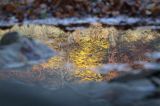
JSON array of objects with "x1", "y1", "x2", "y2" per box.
[
  {"x1": 0, "y1": 32, "x2": 56, "y2": 70},
  {"x1": 108, "y1": 52, "x2": 160, "y2": 83}
]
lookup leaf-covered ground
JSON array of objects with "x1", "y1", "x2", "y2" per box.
[{"x1": 0, "y1": 0, "x2": 160, "y2": 22}]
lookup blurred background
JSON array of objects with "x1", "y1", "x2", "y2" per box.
[{"x1": 0, "y1": 0, "x2": 160, "y2": 31}]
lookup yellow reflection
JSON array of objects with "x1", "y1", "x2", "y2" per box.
[{"x1": 68, "y1": 25, "x2": 109, "y2": 81}]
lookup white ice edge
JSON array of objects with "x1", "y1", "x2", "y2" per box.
[{"x1": 1, "y1": 16, "x2": 160, "y2": 26}]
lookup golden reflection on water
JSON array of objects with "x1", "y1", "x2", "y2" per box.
[
  {"x1": 68, "y1": 37, "x2": 109, "y2": 81},
  {"x1": 1, "y1": 24, "x2": 160, "y2": 83},
  {"x1": 0, "y1": 24, "x2": 109, "y2": 82}
]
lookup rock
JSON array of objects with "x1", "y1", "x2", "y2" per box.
[{"x1": 0, "y1": 32, "x2": 20, "y2": 45}]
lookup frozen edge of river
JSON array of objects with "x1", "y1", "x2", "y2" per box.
[{"x1": 1, "y1": 16, "x2": 160, "y2": 27}]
